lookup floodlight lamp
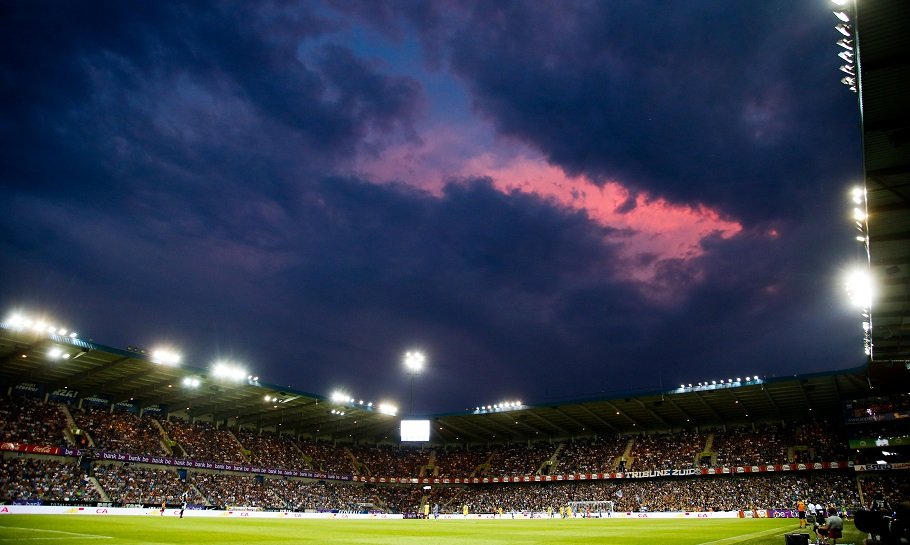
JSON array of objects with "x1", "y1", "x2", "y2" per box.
[
  {"x1": 48, "y1": 347, "x2": 63, "y2": 360},
  {"x1": 833, "y1": 10, "x2": 849, "y2": 22},
  {"x1": 853, "y1": 208, "x2": 866, "y2": 221},
  {"x1": 331, "y1": 391, "x2": 349, "y2": 404},
  {"x1": 712, "y1": 380, "x2": 717, "y2": 385},
  {"x1": 212, "y1": 361, "x2": 247, "y2": 381},
  {"x1": 835, "y1": 23, "x2": 851, "y2": 37},
  {"x1": 838, "y1": 51, "x2": 854, "y2": 63},
  {"x1": 753, "y1": 376, "x2": 759, "y2": 380},
  {"x1": 840, "y1": 64, "x2": 855, "y2": 76},
  {"x1": 845, "y1": 268, "x2": 873, "y2": 309},
  {"x1": 837, "y1": 38, "x2": 854, "y2": 50},
  {"x1": 404, "y1": 350, "x2": 425, "y2": 373},
  {"x1": 69, "y1": 332, "x2": 78, "y2": 338},
  {"x1": 152, "y1": 349, "x2": 182, "y2": 366}
]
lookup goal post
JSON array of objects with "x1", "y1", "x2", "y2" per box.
[{"x1": 567, "y1": 500, "x2": 614, "y2": 517}]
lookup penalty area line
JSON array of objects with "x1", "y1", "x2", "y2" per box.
[{"x1": 696, "y1": 525, "x2": 795, "y2": 545}]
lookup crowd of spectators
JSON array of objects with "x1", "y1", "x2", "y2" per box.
[
  {"x1": 0, "y1": 453, "x2": 870, "y2": 514},
  {"x1": 859, "y1": 475, "x2": 907, "y2": 509},
  {"x1": 162, "y1": 418, "x2": 246, "y2": 464},
  {"x1": 555, "y1": 437, "x2": 628, "y2": 474},
  {"x1": 424, "y1": 473, "x2": 861, "y2": 515},
  {"x1": 295, "y1": 440, "x2": 355, "y2": 474},
  {"x1": 0, "y1": 458, "x2": 99, "y2": 503},
  {"x1": 93, "y1": 464, "x2": 203, "y2": 505},
  {"x1": 234, "y1": 429, "x2": 306, "y2": 470},
  {"x1": 72, "y1": 407, "x2": 165, "y2": 456},
  {"x1": 712, "y1": 425, "x2": 788, "y2": 467},
  {"x1": 0, "y1": 392, "x2": 871, "y2": 492},
  {"x1": 484, "y1": 443, "x2": 554, "y2": 477},
  {"x1": 189, "y1": 472, "x2": 377, "y2": 511},
  {"x1": 433, "y1": 447, "x2": 490, "y2": 477},
  {"x1": 350, "y1": 444, "x2": 428, "y2": 477},
  {"x1": 0, "y1": 395, "x2": 68, "y2": 447},
  {"x1": 629, "y1": 431, "x2": 705, "y2": 471},
  {"x1": 790, "y1": 420, "x2": 850, "y2": 463}
]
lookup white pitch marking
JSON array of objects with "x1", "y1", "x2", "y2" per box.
[
  {"x1": 0, "y1": 525, "x2": 113, "y2": 540},
  {"x1": 696, "y1": 525, "x2": 794, "y2": 545}
]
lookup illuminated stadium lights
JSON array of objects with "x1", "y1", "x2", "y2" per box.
[
  {"x1": 5, "y1": 312, "x2": 79, "y2": 339},
  {"x1": 329, "y1": 390, "x2": 398, "y2": 416},
  {"x1": 151, "y1": 348, "x2": 182, "y2": 366},
  {"x1": 846, "y1": 268, "x2": 873, "y2": 309},
  {"x1": 330, "y1": 409, "x2": 345, "y2": 416},
  {"x1": 377, "y1": 402, "x2": 398, "y2": 416},
  {"x1": 211, "y1": 361, "x2": 247, "y2": 381},
  {"x1": 47, "y1": 347, "x2": 69, "y2": 360},
  {"x1": 472, "y1": 400, "x2": 524, "y2": 414},
  {"x1": 830, "y1": 3, "x2": 857, "y2": 93},
  {"x1": 849, "y1": 186, "x2": 872, "y2": 356},
  {"x1": 182, "y1": 377, "x2": 200, "y2": 388},
  {"x1": 676, "y1": 376, "x2": 763, "y2": 393},
  {"x1": 403, "y1": 350, "x2": 425, "y2": 373}
]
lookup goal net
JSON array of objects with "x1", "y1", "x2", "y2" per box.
[{"x1": 567, "y1": 500, "x2": 614, "y2": 517}]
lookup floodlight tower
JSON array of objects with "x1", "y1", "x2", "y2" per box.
[{"x1": 403, "y1": 350, "x2": 425, "y2": 415}]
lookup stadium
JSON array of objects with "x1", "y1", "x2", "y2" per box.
[{"x1": 2, "y1": 1, "x2": 909, "y2": 544}]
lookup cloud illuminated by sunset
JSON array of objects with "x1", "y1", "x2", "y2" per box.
[{"x1": 354, "y1": 134, "x2": 743, "y2": 287}]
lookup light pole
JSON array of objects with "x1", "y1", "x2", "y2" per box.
[{"x1": 403, "y1": 350, "x2": 425, "y2": 415}]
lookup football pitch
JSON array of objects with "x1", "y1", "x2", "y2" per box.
[{"x1": 0, "y1": 516, "x2": 863, "y2": 545}]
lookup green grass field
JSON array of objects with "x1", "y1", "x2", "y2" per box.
[{"x1": 0, "y1": 516, "x2": 864, "y2": 545}]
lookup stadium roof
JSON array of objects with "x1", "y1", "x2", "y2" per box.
[
  {"x1": 0, "y1": 323, "x2": 879, "y2": 445},
  {"x1": 857, "y1": 0, "x2": 910, "y2": 370}
]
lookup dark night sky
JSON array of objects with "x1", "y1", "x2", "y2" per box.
[{"x1": 0, "y1": 1, "x2": 866, "y2": 414}]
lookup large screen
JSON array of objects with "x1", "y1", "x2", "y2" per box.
[{"x1": 400, "y1": 419, "x2": 430, "y2": 442}]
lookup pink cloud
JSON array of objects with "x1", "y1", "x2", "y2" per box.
[{"x1": 351, "y1": 129, "x2": 742, "y2": 292}]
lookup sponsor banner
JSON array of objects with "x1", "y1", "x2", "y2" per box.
[
  {"x1": 83, "y1": 395, "x2": 110, "y2": 407},
  {"x1": 142, "y1": 404, "x2": 165, "y2": 415},
  {"x1": 113, "y1": 401, "x2": 137, "y2": 413},
  {"x1": 850, "y1": 436, "x2": 910, "y2": 449},
  {"x1": 0, "y1": 442, "x2": 62, "y2": 455},
  {"x1": 368, "y1": 462, "x2": 850, "y2": 486},
  {"x1": 768, "y1": 509, "x2": 795, "y2": 518},
  {"x1": 0, "y1": 506, "x2": 403, "y2": 519},
  {"x1": 49, "y1": 388, "x2": 79, "y2": 402},
  {"x1": 854, "y1": 462, "x2": 910, "y2": 472},
  {"x1": 13, "y1": 382, "x2": 42, "y2": 397}
]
